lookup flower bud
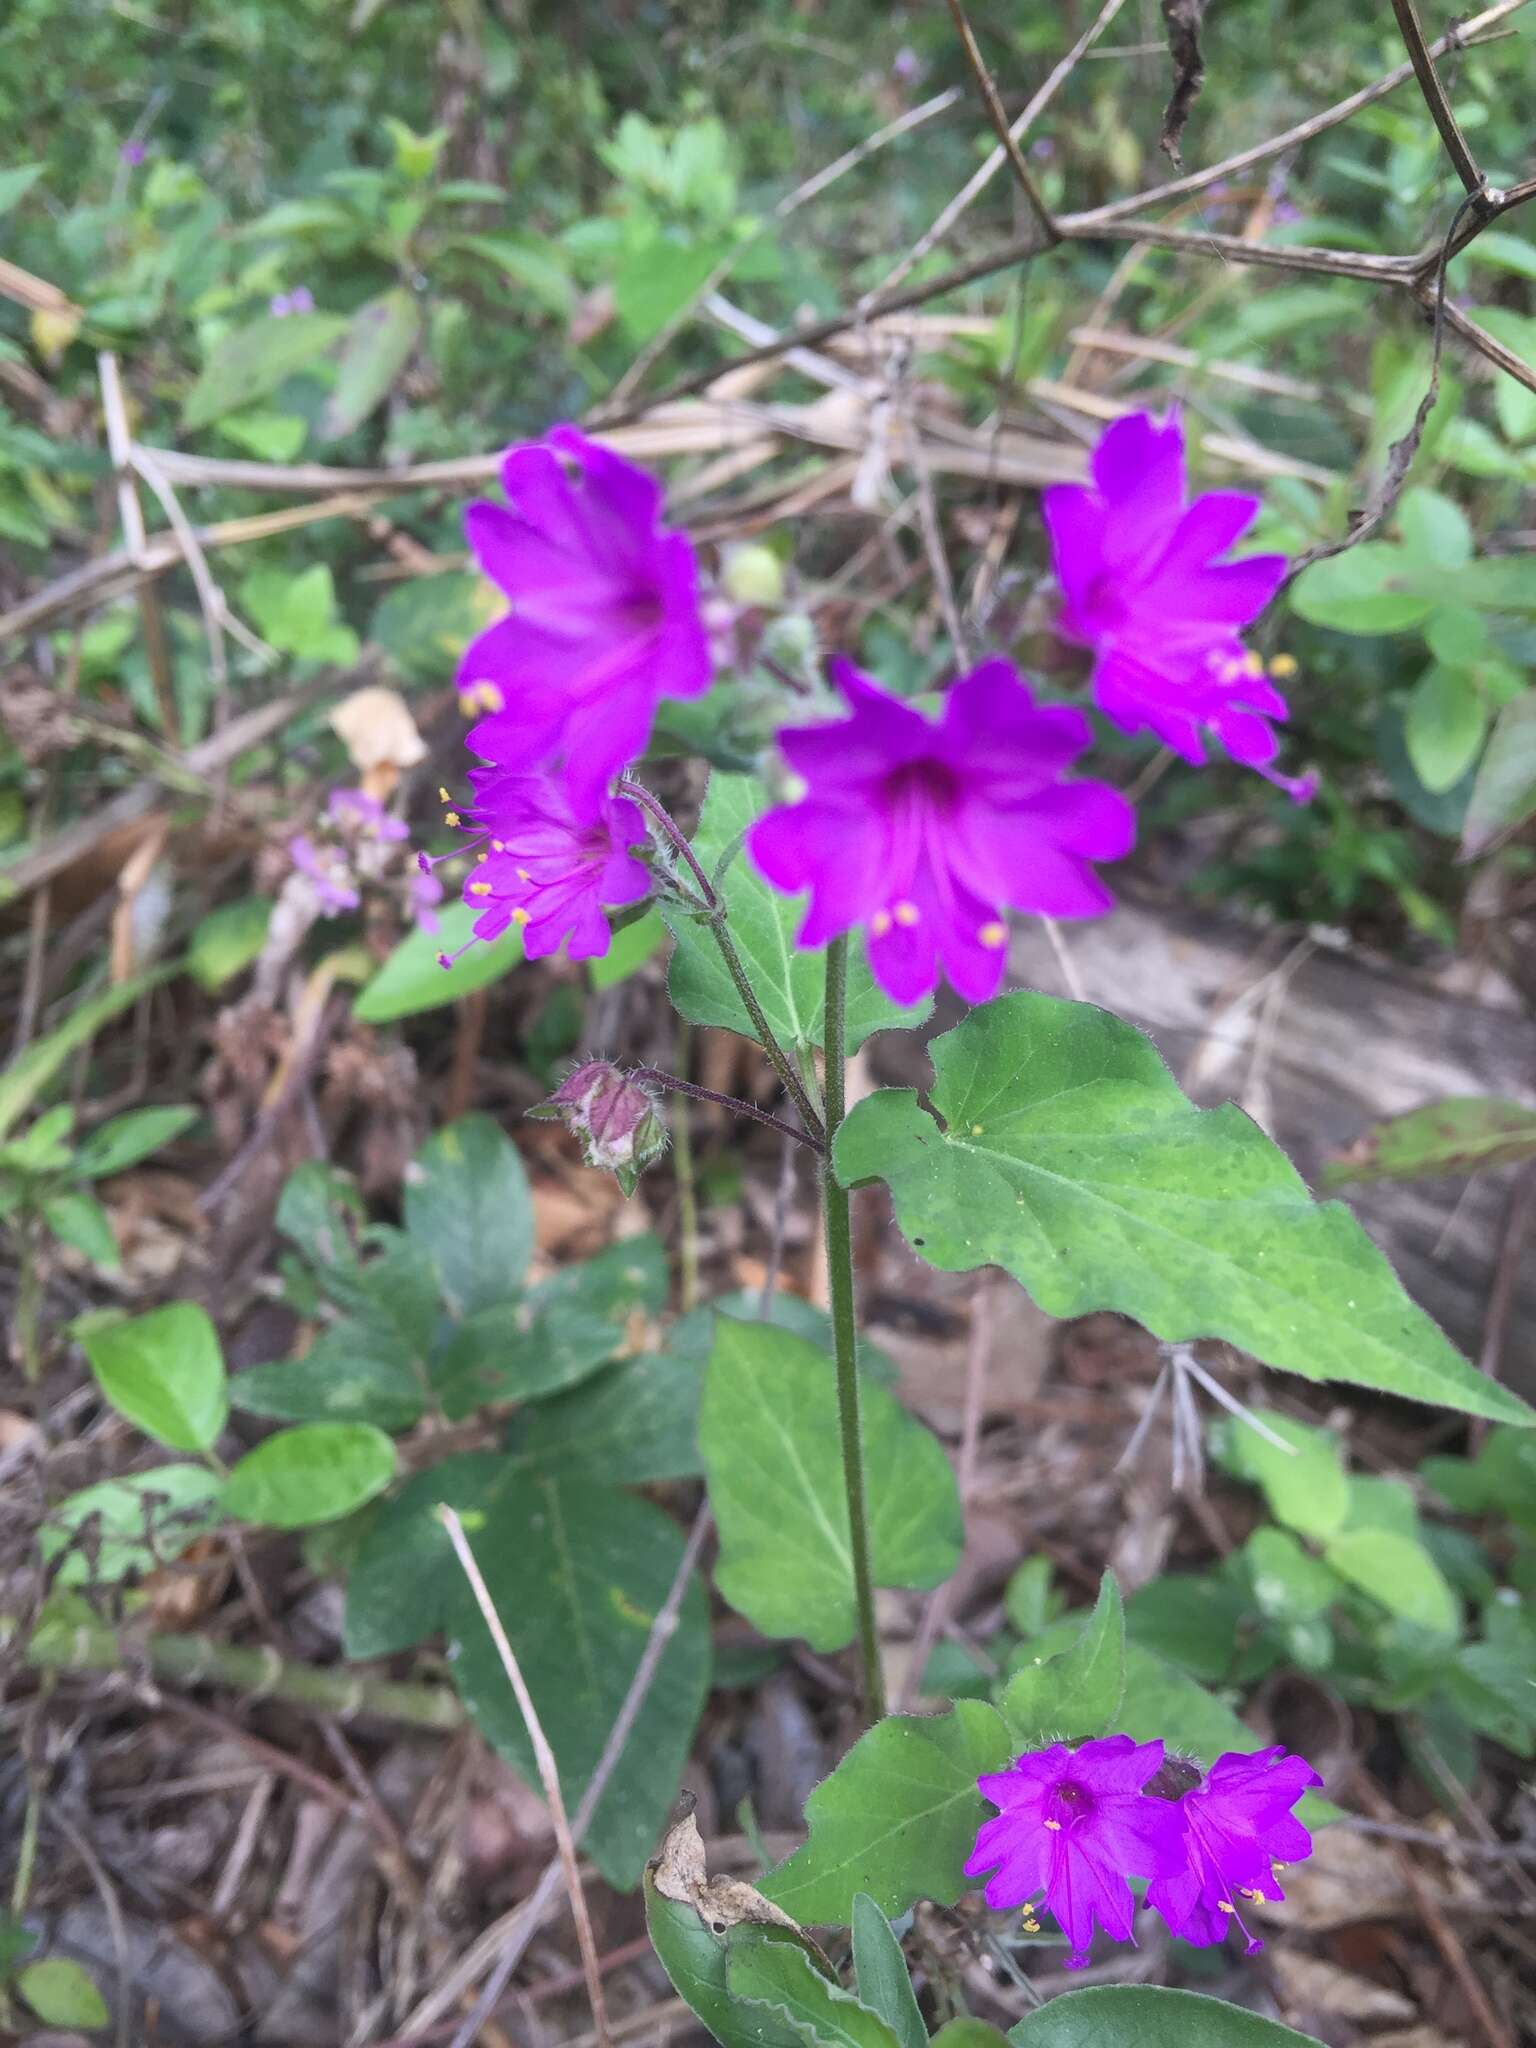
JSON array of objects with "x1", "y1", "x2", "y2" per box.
[
  {"x1": 720, "y1": 543, "x2": 785, "y2": 610},
  {"x1": 531, "y1": 1061, "x2": 668, "y2": 1195}
]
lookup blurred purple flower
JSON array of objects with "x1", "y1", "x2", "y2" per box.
[
  {"x1": 966, "y1": 1736, "x2": 1187, "y2": 1969},
  {"x1": 289, "y1": 834, "x2": 360, "y2": 914},
  {"x1": 748, "y1": 658, "x2": 1133, "y2": 1006},
  {"x1": 269, "y1": 294, "x2": 292, "y2": 318},
  {"x1": 1044, "y1": 411, "x2": 1313, "y2": 800},
  {"x1": 457, "y1": 427, "x2": 711, "y2": 820},
  {"x1": 119, "y1": 141, "x2": 147, "y2": 167},
  {"x1": 410, "y1": 865, "x2": 444, "y2": 935},
  {"x1": 269, "y1": 287, "x2": 313, "y2": 318},
  {"x1": 891, "y1": 46, "x2": 923, "y2": 82},
  {"x1": 1030, "y1": 137, "x2": 1055, "y2": 162},
  {"x1": 1147, "y1": 1746, "x2": 1321, "y2": 1954},
  {"x1": 330, "y1": 785, "x2": 408, "y2": 842},
  {"x1": 1272, "y1": 199, "x2": 1302, "y2": 226},
  {"x1": 427, "y1": 769, "x2": 650, "y2": 964}
]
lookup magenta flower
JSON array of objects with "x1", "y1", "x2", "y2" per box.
[
  {"x1": 1147, "y1": 1745, "x2": 1321, "y2": 1955},
  {"x1": 426, "y1": 769, "x2": 650, "y2": 964},
  {"x1": 966, "y1": 1736, "x2": 1187, "y2": 1969},
  {"x1": 457, "y1": 427, "x2": 711, "y2": 819},
  {"x1": 1044, "y1": 411, "x2": 1313, "y2": 800},
  {"x1": 747, "y1": 658, "x2": 1133, "y2": 1006},
  {"x1": 330, "y1": 786, "x2": 408, "y2": 842}
]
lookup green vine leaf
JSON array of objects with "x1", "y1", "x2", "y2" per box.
[
  {"x1": 833, "y1": 993, "x2": 1531, "y2": 1426},
  {"x1": 644, "y1": 1876, "x2": 805, "y2": 2048},
  {"x1": 700, "y1": 1317, "x2": 962, "y2": 1653},
  {"x1": 850, "y1": 1895, "x2": 926, "y2": 2048},
  {"x1": 728, "y1": 1932, "x2": 902, "y2": 2048},
  {"x1": 758, "y1": 1700, "x2": 1013, "y2": 1925},
  {"x1": 1008, "y1": 1984, "x2": 1325, "y2": 2047},
  {"x1": 1001, "y1": 1570, "x2": 1124, "y2": 1746}
]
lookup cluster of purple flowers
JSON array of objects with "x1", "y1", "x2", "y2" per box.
[
  {"x1": 269, "y1": 286, "x2": 317, "y2": 319},
  {"x1": 290, "y1": 785, "x2": 442, "y2": 929},
  {"x1": 428, "y1": 407, "x2": 1308, "y2": 1002},
  {"x1": 965, "y1": 1736, "x2": 1321, "y2": 1971}
]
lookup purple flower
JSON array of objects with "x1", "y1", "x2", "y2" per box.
[
  {"x1": 329, "y1": 786, "x2": 408, "y2": 842},
  {"x1": 119, "y1": 141, "x2": 146, "y2": 167},
  {"x1": 289, "y1": 834, "x2": 360, "y2": 914},
  {"x1": 289, "y1": 285, "x2": 315, "y2": 313},
  {"x1": 1030, "y1": 137, "x2": 1056, "y2": 162},
  {"x1": 1272, "y1": 199, "x2": 1302, "y2": 227},
  {"x1": 426, "y1": 769, "x2": 650, "y2": 964},
  {"x1": 410, "y1": 865, "x2": 444, "y2": 935},
  {"x1": 269, "y1": 294, "x2": 292, "y2": 318},
  {"x1": 747, "y1": 658, "x2": 1133, "y2": 1006},
  {"x1": 1147, "y1": 1746, "x2": 1321, "y2": 1955},
  {"x1": 966, "y1": 1736, "x2": 1187, "y2": 1970},
  {"x1": 457, "y1": 427, "x2": 711, "y2": 820},
  {"x1": 1044, "y1": 411, "x2": 1313, "y2": 801}
]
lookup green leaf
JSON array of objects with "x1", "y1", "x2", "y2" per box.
[
  {"x1": 447, "y1": 1477, "x2": 710, "y2": 1888},
  {"x1": 222, "y1": 1421, "x2": 396, "y2": 1528},
  {"x1": 353, "y1": 900, "x2": 524, "y2": 1021},
  {"x1": 239, "y1": 563, "x2": 357, "y2": 662},
  {"x1": 1001, "y1": 1571, "x2": 1124, "y2": 1745},
  {"x1": 1396, "y1": 489, "x2": 1473, "y2": 570},
  {"x1": 82, "y1": 1302, "x2": 228, "y2": 1452},
  {"x1": 431, "y1": 1298, "x2": 623, "y2": 1418},
  {"x1": 760, "y1": 1700, "x2": 1012, "y2": 1924},
  {"x1": 216, "y1": 410, "x2": 309, "y2": 462},
  {"x1": 233, "y1": 1324, "x2": 426, "y2": 1431},
  {"x1": 188, "y1": 897, "x2": 273, "y2": 990},
  {"x1": 664, "y1": 775, "x2": 929, "y2": 1054},
  {"x1": 1115, "y1": 1644, "x2": 1265, "y2": 1766},
  {"x1": 0, "y1": 1101, "x2": 74, "y2": 1172},
  {"x1": 1464, "y1": 230, "x2": 1536, "y2": 282},
  {"x1": 1323, "y1": 1095, "x2": 1536, "y2": 1185},
  {"x1": 590, "y1": 906, "x2": 667, "y2": 989},
  {"x1": 1323, "y1": 1528, "x2": 1459, "y2": 1635},
  {"x1": 343, "y1": 1451, "x2": 506, "y2": 1657},
  {"x1": 404, "y1": 1113, "x2": 533, "y2": 1317},
  {"x1": 1476, "y1": 309, "x2": 1536, "y2": 443},
  {"x1": 932, "y1": 2028, "x2": 1012, "y2": 2048},
  {"x1": 851, "y1": 1895, "x2": 926, "y2": 2048},
  {"x1": 505, "y1": 1347, "x2": 704, "y2": 1483},
  {"x1": 320, "y1": 287, "x2": 422, "y2": 438},
  {"x1": 615, "y1": 233, "x2": 728, "y2": 342},
  {"x1": 1008, "y1": 1984, "x2": 1325, "y2": 2048},
  {"x1": 644, "y1": 1876, "x2": 805, "y2": 2048},
  {"x1": 1405, "y1": 664, "x2": 1487, "y2": 794},
  {"x1": 728, "y1": 1932, "x2": 902, "y2": 2048},
  {"x1": 42, "y1": 1189, "x2": 119, "y2": 1267},
  {"x1": 1462, "y1": 690, "x2": 1536, "y2": 857},
  {"x1": 18, "y1": 1956, "x2": 109, "y2": 2030},
  {"x1": 40, "y1": 1465, "x2": 224, "y2": 1586},
  {"x1": 1215, "y1": 1411, "x2": 1349, "y2": 1540},
  {"x1": 0, "y1": 970, "x2": 172, "y2": 1143},
  {"x1": 833, "y1": 994, "x2": 1530, "y2": 1425},
  {"x1": 0, "y1": 164, "x2": 45, "y2": 215},
  {"x1": 1003, "y1": 1556, "x2": 1059, "y2": 1638},
  {"x1": 183, "y1": 311, "x2": 349, "y2": 429},
  {"x1": 1288, "y1": 542, "x2": 1435, "y2": 634},
  {"x1": 449, "y1": 232, "x2": 576, "y2": 317},
  {"x1": 0, "y1": 1910, "x2": 38, "y2": 1973},
  {"x1": 74, "y1": 1104, "x2": 197, "y2": 1179},
  {"x1": 701, "y1": 1317, "x2": 962, "y2": 1651},
  {"x1": 1125, "y1": 1575, "x2": 1254, "y2": 1683},
  {"x1": 1244, "y1": 1527, "x2": 1342, "y2": 1622}
]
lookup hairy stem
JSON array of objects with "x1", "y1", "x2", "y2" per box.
[
  {"x1": 618, "y1": 777, "x2": 718, "y2": 908},
  {"x1": 821, "y1": 935, "x2": 885, "y2": 1721},
  {"x1": 631, "y1": 1066, "x2": 825, "y2": 1153}
]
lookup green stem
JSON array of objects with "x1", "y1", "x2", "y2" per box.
[
  {"x1": 821, "y1": 935, "x2": 886, "y2": 1722},
  {"x1": 707, "y1": 916, "x2": 826, "y2": 1143},
  {"x1": 13, "y1": 1619, "x2": 464, "y2": 1729},
  {"x1": 671, "y1": 1019, "x2": 702, "y2": 1314},
  {"x1": 15, "y1": 1220, "x2": 44, "y2": 1382}
]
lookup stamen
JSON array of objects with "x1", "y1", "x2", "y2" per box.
[
  {"x1": 443, "y1": 811, "x2": 461, "y2": 828},
  {"x1": 871, "y1": 909, "x2": 892, "y2": 937},
  {"x1": 469, "y1": 882, "x2": 492, "y2": 897},
  {"x1": 1268, "y1": 652, "x2": 1298, "y2": 679},
  {"x1": 1256, "y1": 762, "x2": 1318, "y2": 805},
  {"x1": 511, "y1": 907, "x2": 531, "y2": 927},
  {"x1": 516, "y1": 867, "x2": 532, "y2": 881},
  {"x1": 893, "y1": 900, "x2": 920, "y2": 927},
  {"x1": 978, "y1": 920, "x2": 1007, "y2": 949},
  {"x1": 438, "y1": 786, "x2": 452, "y2": 804},
  {"x1": 1043, "y1": 1819, "x2": 1061, "y2": 1832}
]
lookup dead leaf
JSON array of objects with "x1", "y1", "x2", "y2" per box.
[
  {"x1": 650, "y1": 1795, "x2": 831, "y2": 1967},
  {"x1": 328, "y1": 683, "x2": 427, "y2": 798},
  {"x1": 1270, "y1": 1950, "x2": 1416, "y2": 2025},
  {"x1": 1159, "y1": 0, "x2": 1207, "y2": 164}
]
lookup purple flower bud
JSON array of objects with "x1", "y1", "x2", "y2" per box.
[
  {"x1": 288, "y1": 834, "x2": 360, "y2": 914},
  {"x1": 120, "y1": 141, "x2": 147, "y2": 167},
  {"x1": 531, "y1": 1061, "x2": 668, "y2": 1195},
  {"x1": 269, "y1": 294, "x2": 292, "y2": 319},
  {"x1": 289, "y1": 285, "x2": 316, "y2": 313}
]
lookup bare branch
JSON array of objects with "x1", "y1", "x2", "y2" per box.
[
  {"x1": 1158, "y1": 0, "x2": 1209, "y2": 164},
  {"x1": 1390, "y1": 0, "x2": 1489, "y2": 203},
  {"x1": 943, "y1": 0, "x2": 1059, "y2": 243}
]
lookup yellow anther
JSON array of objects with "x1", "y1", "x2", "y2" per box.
[
  {"x1": 438, "y1": 786, "x2": 452, "y2": 804},
  {"x1": 511, "y1": 906, "x2": 531, "y2": 926},
  {"x1": 477, "y1": 850, "x2": 489, "y2": 862},
  {"x1": 491, "y1": 838, "x2": 506, "y2": 852},
  {"x1": 1243, "y1": 650, "x2": 1265, "y2": 676},
  {"x1": 1021, "y1": 1918, "x2": 1041, "y2": 1934},
  {"x1": 1217, "y1": 1900, "x2": 1236, "y2": 1915},
  {"x1": 979, "y1": 920, "x2": 1007, "y2": 950},
  {"x1": 469, "y1": 881, "x2": 492, "y2": 897},
  {"x1": 444, "y1": 811, "x2": 461, "y2": 828},
  {"x1": 1043, "y1": 1819, "x2": 1062, "y2": 1832},
  {"x1": 1268, "y1": 652, "x2": 1298, "y2": 679},
  {"x1": 516, "y1": 866, "x2": 531, "y2": 881},
  {"x1": 971, "y1": 1123, "x2": 985, "y2": 1136},
  {"x1": 871, "y1": 909, "x2": 892, "y2": 937},
  {"x1": 893, "y1": 899, "x2": 920, "y2": 927}
]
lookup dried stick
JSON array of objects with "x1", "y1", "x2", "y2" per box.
[
  {"x1": 399, "y1": 1506, "x2": 712, "y2": 2045},
  {"x1": 943, "y1": 0, "x2": 1059, "y2": 243},
  {"x1": 99, "y1": 352, "x2": 177, "y2": 733},
  {"x1": 1390, "y1": 0, "x2": 1489, "y2": 203},
  {"x1": 874, "y1": 0, "x2": 1129, "y2": 300},
  {"x1": 438, "y1": 1507, "x2": 612, "y2": 2048}
]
